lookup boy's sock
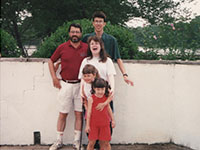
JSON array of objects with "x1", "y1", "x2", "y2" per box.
[
  {"x1": 74, "y1": 130, "x2": 81, "y2": 141},
  {"x1": 57, "y1": 131, "x2": 64, "y2": 143}
]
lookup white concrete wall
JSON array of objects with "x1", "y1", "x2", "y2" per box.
[{"x1": 0, "y1": 58, "x2": 200, "y2": 150}]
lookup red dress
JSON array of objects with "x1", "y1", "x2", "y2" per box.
[{"x1": 88, "y1": 94, "x2": 111, "y2": 141}]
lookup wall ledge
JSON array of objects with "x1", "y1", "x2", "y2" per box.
[
  {"x1": 0, "y1": 58, "x2": 200, "y2": 65},
  {"x1": 123, "y1": 59, "x2": 200, "y2": 65},
  {"x1": 0, "y1": 58, "x2": 49, "y2": 63}
]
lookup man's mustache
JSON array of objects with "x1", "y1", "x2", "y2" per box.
[{"x1": 72, "y1": 35, "x2": 79, "y2": 39}]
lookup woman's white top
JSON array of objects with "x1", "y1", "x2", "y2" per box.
[{"x1": 78, "y1": 56, "x2": 116, "y2": 81}]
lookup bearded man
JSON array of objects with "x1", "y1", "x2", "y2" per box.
[{"x1": 48, "y1": 23, "x2": 88, "y2": 150}]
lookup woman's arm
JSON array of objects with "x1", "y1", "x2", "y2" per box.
[
  {"x1": 108, "y1": 105, "x2": 115, "y2": 128},
  {"x1": 96, "y1": 58, "x2": 115, "y2": 111},
  {"x1": 95, "y1": 74, "x2": 114, "y2": 111},
  {"x1": 107, "y1": 58, "x2": 115, "y2": 94},
  {"x1": 80, "y1": 79, "x2": 87, "y2": 99},
  {"x1": 108, "y1": 74, "x2": 115, "y2": 94},
  {"x1": 80, "y1": 79, "x2": 88, "y2": 110},
  {"x1": 96, "y1": 74, "x2": 115, "y2": 111},
  {"x1": 96, "y1": 95, "x2": 113, "y2": 111},
  {"x1": 85, "y1": 97, "x2": 93, "y2": 133}
]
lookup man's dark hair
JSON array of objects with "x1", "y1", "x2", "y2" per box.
[
  {"x1": 68, "y1": 23, "x2": 82, "y2": 33},
  {"x1": 92, "y1": 11, "x2": 106, "y2": 22}
]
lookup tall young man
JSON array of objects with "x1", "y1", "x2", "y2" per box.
[
  {"x1": 83, "y1": 11, "x2": 134, "y2": 86},
  {"x1": 48, "y1": 23, "x2": 88, "y2": 150},
  {"x1": 82, "y1": 11, "x2": 134, "y2": 150}
]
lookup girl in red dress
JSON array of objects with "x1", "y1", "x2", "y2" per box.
[{"x1": 85, "y1": 78, "x2": 115, "y2": 150}]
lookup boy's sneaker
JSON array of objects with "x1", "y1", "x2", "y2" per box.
[{"x1": 49, "y1": 140, "x2": 63, "y2": 150}]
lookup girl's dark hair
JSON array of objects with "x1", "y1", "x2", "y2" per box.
[
  {"x1": 92, "y1": 11, "x2": 106, "y2": 22},
  {"x1": 91, "y1": 78, "x2": 110, "y2": 97},
  {"x1": 87, "y1": 36, "x2": 108, "y2": 62},
  {"x1": 82, "y1": 64, "x2": 100, "y2": 78},
  {"x1": 68, "y1": 23, "x2": 82, "y2": 33}
]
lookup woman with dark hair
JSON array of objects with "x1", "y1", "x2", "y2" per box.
[{"x1": 79, "y1": 35, "x2": 116, "y2": 111}]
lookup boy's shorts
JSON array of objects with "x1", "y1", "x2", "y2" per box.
[
  {"x1": 57, "y1": 80, "x2": 82, "y2": 113},
  {"x1": 88, "y1": 125, "x2": 111, "y2": 141}
]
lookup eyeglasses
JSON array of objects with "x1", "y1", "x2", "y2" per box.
[
  {"x1": 70, "y1": 31, "x2": 81, "y2": 34},
  {"x1": 94, "y1": 20, "x2": 104, "y2": 24}
]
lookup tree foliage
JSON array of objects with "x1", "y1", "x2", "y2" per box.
[
  {"x1": 1, "y1": 29, "x2": 21, "y2": 57},
  {"x1": 32, "y1": 19, "x2": 138, "y2": 59},
  {"x1": 1, "y1": 0, "x2": 33, "y2": 57},
  {"x1": 132, "y1": 16, "x2": 200, "y2": 60},
  {"x1": 26, "y1": 0, "x2": 192, "y2": 37},
  {"x1": 27, "y1": 0, "x2": 134, "y2": 38},
  {"x1": 1, "y1": 0, "x2": 194, "y2": 59}
]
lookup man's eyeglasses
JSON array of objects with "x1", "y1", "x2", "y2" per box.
[
  {"x1": 70, "y1": 31, "x2": 81, "y2": 34},
  {"x1": 94, "y1": 20, "x2": 104, "y2": 24}
]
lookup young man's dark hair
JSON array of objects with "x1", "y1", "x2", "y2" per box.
[
  {"x1": 68, "y1": 23, "x2": 82, "y2": 33},
  {"x1": 83, "y1": 10, "x2": 134, "y2": 86},
  {"x1": 92, "y1": 11, "x2": 106, "y2": 22}
]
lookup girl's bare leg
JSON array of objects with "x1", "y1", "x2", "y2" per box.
[
  {"x1": 99, "y1": 141, "x2": 111, "y2": 150},
  {"x1": 87, "y1": 140, "x2": 96, "y2": 150}
]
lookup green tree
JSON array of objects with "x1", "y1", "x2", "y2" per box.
[
  {"x1": 1, "y1": 0, "x2": 193, "y2": 58},
  {"x1": 1, "y1": 0, "x2": 34, "y2": 57},
  {"x1": 1, "y1": 29, "x2": 21, "y2": 57},
  {"x1": 27, "y1": 0, "x2": 135, "y2": 38},
  {"x1": 27, "y1": 0, "x2": 192, "y2": 37},
  {"x1": 132, "y1": 16, "x2": 200, "y2": 60}
]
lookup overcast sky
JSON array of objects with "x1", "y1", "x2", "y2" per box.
[{"x1": 179, "y1": 0, "x2": 200, "y2": 17}]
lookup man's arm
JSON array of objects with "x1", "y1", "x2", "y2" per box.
[
  {"x1": 48, "y1": 59, "x2": 61, "y2": 89},
  {"x1": 117, "y1": 58, "x2": 134, "y2": 86},
  {"x1": 112, "y1": 36, "x2": 134, "y2": 86}
]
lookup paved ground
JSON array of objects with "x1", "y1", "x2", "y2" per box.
[{"x1": 0, "y1": 143, "x2": 194, "y2": 150}]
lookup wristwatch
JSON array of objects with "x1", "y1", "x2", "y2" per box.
[{"x1": 123, "y1": 73, "x2": 128, "y2": 77}]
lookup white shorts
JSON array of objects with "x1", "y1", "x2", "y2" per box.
[{"x1": 57, "y1": 80, "x2": 82, "y2": 113}]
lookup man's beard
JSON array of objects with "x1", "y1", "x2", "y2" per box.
[{"x1": 70, "y1": 35, "x2": 81, "y2": 43}]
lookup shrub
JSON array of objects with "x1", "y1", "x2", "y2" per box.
[
  {"x1": 1, "y1": 29, "x2": 21, "y2": 57},
  {"x1": 32, "y1": 19, "x2": 138, "y2": 59}
]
